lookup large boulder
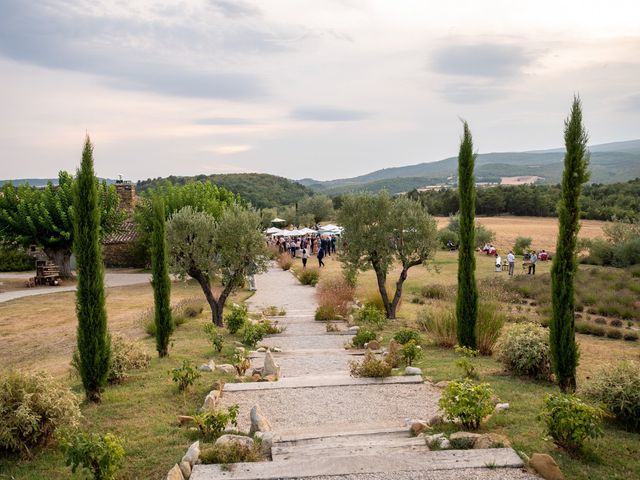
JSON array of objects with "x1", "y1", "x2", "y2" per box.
[
  {"x1": 449, "y1": 431, "x2": 481, "y2": 448},
  {"x1": 495, "y1": 403, "x2": 510, "y2": 413},
  {"x1": 166, "y1": 464, "x2": 184, "y2": 480},
  {"x1": 530, "y1": 453, "x2": 565, "y2": 480},
  {"x1": 249, "y1": 404, "x2": 273, "y2": 435},
  {"x1": 198, "y1": 360, "x2": 216, "y2": 372},
  {"x1": 263, "y1": 351, "x2": 280, "y2": 378},
  {"x1": 215, "y1": 364, "x2": 236, "y2": 375},
  {"x1": 179, "y1": 461, "x2": 191, "y2": 479},
  {"x1": 404, "y1": 366, "x2": 422, "y2": 376},
  {"x1": 365, "y1": 340, "x2": 381, "y2": 350},
  {"x1": 474, "y1": 433, "x2": 511, "y2": 449},
  {"x1": 254, "y1": 431, "x2": 277, "y2": 459},
  {"x1": 181, "y1": 441, "x2": 200, "y2": 466},
  {"x1": 215, "y1": 434, "x2": 255, "y2": 450},
  {"x1": 410, "y1": 421, "x2": 428, "y2": 436}
]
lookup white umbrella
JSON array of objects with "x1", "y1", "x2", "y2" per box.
[
  {"x1": 265, "y1": 227, "x2": 282, "y2": 234},
  {"x1": 271, "y1": 217, "x2": 286, "y2": 224}
]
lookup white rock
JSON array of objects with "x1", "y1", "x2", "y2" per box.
[
  {"x1": 202, "y1": 391, "x2": 220, "y2": 411},
  {"x1": 254, "y1": 431, "x2": 276, "y2": 459},
  {"x1": 256, "y1": 347, "x2": 267, "y2": 353},
  {"x1": 425, "y1": 433, "x2": 445, "y2": 448},
  {"x1": 435, "y1": 380, "x2": 451, "y2": 388},
  {"x1": 440, "y1": 438, "x2": 451, "y2": 449},
  {"x1": 404, "y1": 366, "x2": 423, "y2": 376},
  {"x1": 271, "y1": 347, "x2": 282, "y2": 353},
  {"x1": 166, "y1": 464, "x2": 185, "y2": 480},
  {"x1": 263, "y1": 351, "x2": 280, "y2": 377},
  {"x1": 348, "y1": 326, "x2": 360, "y2": 332},
  {"x1": 179, "y1": 460, "x2": 191, "y2": 479},
  {"x1": 249, "y1": 404, "x2": 273, "y2": 435},
  {"x1": 198, "y1": 360, "x2": 216, "y2": 372},
  {"x1": 215, "y1": 434, "x2": 255, "y2": 450},
  {"x1": 181, "y1": 441, "x2": 200, "y2": 466},
  {"x1": 215, "y1": 364, "x2": 236, "y2": 375},
  {"x1": 495, "y1": 402, "x2": 510, "y2": 413}
]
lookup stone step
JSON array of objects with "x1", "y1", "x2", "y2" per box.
[
  {"x1": 224, "y1": 374, "x2": 423, "y2": 392},
  {"x1": 277, "y1": 425, "x2": 409, "y2": 442},
  {"x1": 272, "y1": 439, "x2": 427, "y2": 462},
  {"x1": 190, "y1": 448, "x2": 525, "y2": 479}
]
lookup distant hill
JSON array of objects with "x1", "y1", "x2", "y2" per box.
[
  {"x1": 136, "y1": 173, "x2": 313, "y2": 209},
  {"x1": 300, "y1": 139, "x2": 640, "y2": 195}
]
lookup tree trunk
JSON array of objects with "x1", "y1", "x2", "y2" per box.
[
  {"x1": 389, "y1": 268, "x2": 409, "y2": 320},
  {"x1": 44, "y1": 248, "x2": 73, "y2": 279},
  {"x1": 372, "y1": 261, "x2": 392, "y2": 319},
  {"x1": 190, "y1": 269, "x2": 224, "y2": 327}
]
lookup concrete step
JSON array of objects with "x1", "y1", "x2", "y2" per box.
[{"x1": 190, "y1": 448, "x2": 525, "y2": 479}]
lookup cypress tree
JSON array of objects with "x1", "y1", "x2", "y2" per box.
[
  {"x1": 73, "y1": 136, "x2": 111, "y2": 403},
  {"x1": 151, "y1": 196, "x2": 173, "y2": 357},
  {"x1": 550, "y1": 96, "x2": 590, "y2": 393},
  {"x1": 456, "y1": 121, "x2": 478, "y2": 349}
]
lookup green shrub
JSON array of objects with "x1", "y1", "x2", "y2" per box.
[
  {"x1": 140, "y1": 308, "x2": 156, "y2": 337},
  {"x1": 420, "y1": 284, "x2": 450, "y2": 300},
  {"x1": 262, "y1": 306, "x2": 286, "y2": 316},
  {"x1": 203, "y1": 323, "x2": 225, "y2": 352},
  {"x1": 352, "y1": 329, "x2": 376, "y2": 348},
  {"x1": 495, "y1": 323, "x2": 552, "y2": 380},
  {"x1": 623, "y1": 331, "x2": 639, "y2": 341},
  {"x1": 257, "y1": 319, "x2": 284, "y2": 335},
  {"x1": 357, "y1": 303, "x2": 386, "y2": 330},
  {"x1": 583, "y1": 361, "x2": 640, "y2": 430},
  {"x1": 225, "y1": 304, "x2": 248, "y2": 334},
  {"x1": 232, "y1": 348, "x2": 251, "y2": 376},
  {"x1": 454, "y1": 345, "x2": 479, "y2": 380},
  {"x1": 0, "y1": 371, "x2": 81, "y2": 455},
  {"x1": 437, "y1": 228, "x2": 458, "y2": 249},
  {"x1": 417, "y1": 307, "x2": 457, "y2": 348},
  {"x1": 0, "y1": 244, "x2": 32, "y2": 272},
  {"x1": 240, "y1": 323, "x2": 267, "y2": 348},
  {"x1": 298, "y1": 267, "x2": 320, "y2": 286},
  {"x1": 173, "y1": 298, "x2": 205, "y2": 319},
  {"x1": 393, "y1": 329, "x2": 421, "y2": 345},
  {"x1": 192, "y1": 405, "x2": 240, "y2": 441},
  {"x1": 400, "y1": 340, "x2": 422, "y2": 366},
  {"x1": 72, "y1": 335, "x2": 150, "y2": 385},
  {"x1": 476, "y1": 302, "x2": 505, "y2": 355},
  {"x1": 606, "y1": 329, "x2": 623, "y2": 339},
  {"x1": 200, "y1": 441, "x2": 262, "y2": 464},
  {"x1": 58, "y1": 431, "x2": 124, "y2": 480},
  {"x1": 169, "y1": 360, "x2": 200, "y2": 391},
  {"x1": 513, "y1": 236, "x2": 532, "y2": 256},
  {"x1": 438, "y1": 380, "x2": 494, "y2": 429},
  {"x1": 538, "y1": 394, "x2": 605, "y2": 452},
  {"x1": 349, "y1": 351, "x2": 392, "y2": 378},
  {"x1": 315, "y1": 305, "x2": 337, "y2": 321},
  {"x1": 575, "y1": 320, "x2": 606, "y2": 337}
]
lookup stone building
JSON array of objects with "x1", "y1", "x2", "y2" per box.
[{"x1": 102, "y1": 179, "x2": 145, "y2": 268}]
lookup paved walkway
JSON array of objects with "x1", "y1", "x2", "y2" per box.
[
  {"x1": 0, "y1": 271, "x2": 151, "y2": 303},
  {"x1": 193, "y1": 266, "x2": 539, "y2": 479}
]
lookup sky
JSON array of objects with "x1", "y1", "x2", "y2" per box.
[{"x1": 1, "y1": 0, "x2": 639, "y2": 181}]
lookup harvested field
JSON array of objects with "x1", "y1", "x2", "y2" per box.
[{"x1": 435, "y1": 215, "x2": 608, "y2": 252}]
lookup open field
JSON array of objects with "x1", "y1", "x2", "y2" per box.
[{"x1": 434, "y1": 215, "x2": 609, "y2": 252}]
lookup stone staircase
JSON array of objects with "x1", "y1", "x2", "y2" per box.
[{"x1": 190, "y1": 425, "x2": 525, "y2": 479}]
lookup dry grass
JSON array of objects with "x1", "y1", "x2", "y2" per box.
[
  {"x1": 0, "y1": 280, "x2": 209, "y2": 377},
  {"x1": 435, "y1": 215, "x2": 608, "y2": 252}
]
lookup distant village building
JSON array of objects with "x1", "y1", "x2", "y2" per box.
[{"x1": 102, "y1": 178, "x2": 143, "y2": 268}]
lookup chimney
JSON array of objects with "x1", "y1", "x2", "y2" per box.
[{"x1": 114, "y1": 177, "x2": 136, "y2": 213}]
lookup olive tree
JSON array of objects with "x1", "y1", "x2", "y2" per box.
[
  {"x1": 167, "y1": 204, "x2": 268, "y2": 326},
  {"x1": 339, "y1": 192, "x2": 438, "y2": 319}
]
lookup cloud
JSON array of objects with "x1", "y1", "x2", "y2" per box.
[
  {"x1": 291, "y1": 107, "x2": 370, "y2": 122},
  {"x1": 431, "y1": 43, "x2": 533, "y2": 78},
  {"x1": 618, "y1": 93, "x2": 640, "y2": 112},
  {"x1": 0, "y1": 1, "x2": 277, "y2": 100},
  {"x1": 438, "y1": 82, "x2": 511, "y2": 104},
  {"x1": 195, "y1": 117, "x2": 255, "y2": 125},
  {"x1": 209, "y1": 0, "x2": 261, "y2": 18},
  {"x1": 203, "y1": 145, "x2": 253, "y2": 154}
]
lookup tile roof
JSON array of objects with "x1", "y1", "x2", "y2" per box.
[{"x1": 103, "y1": 220, "x2": 138, "y2": 244}]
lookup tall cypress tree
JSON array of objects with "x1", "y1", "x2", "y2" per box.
[
  {"x1": 151, "y1": 196, "x2": 173, "y2": 357},
  {"x1": 73, "y1": 136, "x2": 111, "y2": 403},
  {"x1": 456, "y1": 121, "x2": 478, "y2": 349},
  {"x1": 550, "y1": 96, "x2": 590, "y2": 393}
]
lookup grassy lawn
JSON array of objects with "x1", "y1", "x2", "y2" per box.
[{"x1": 0, "y1": 281, "x2": 250, "y2": 479}]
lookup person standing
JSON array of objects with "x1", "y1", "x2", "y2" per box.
[
  {"x1": 507, "y1": 250, "x2": 515, "y2": 276},
  {"x1": 331, "y1": 235, "x2": 337, "y2": 254},
  {"x1": 317, "y1": 246, "x2": 325, "y2": 268},
  {"x1": 302, "y1": 248, "x2": 309, "y2": 268},
  {"x1": 495, "y1": 252, "x2": 502, "y2": 272},
  {"x1": 528, "y1": 251, "x2": 538, "y2": 275}
]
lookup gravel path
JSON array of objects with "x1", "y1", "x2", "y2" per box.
[{"x1": 301, "y1": 470, "x2": 540, "y2": 480}]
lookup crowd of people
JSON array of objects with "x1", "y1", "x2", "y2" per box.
[
  {"x1": 492, "y1": 248, "x2": 548, "y2": 275},
  {"x1": 269, "y1": 234, "x2": 339, "y2": 268}
]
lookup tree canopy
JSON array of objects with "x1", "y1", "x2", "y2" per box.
[
  {"x1": 0, "y1": 171, "x2": 123, "y2": 277},
  {"x1": 167, "y1": 204, "x2": 268, "y2": 326},
  {"x1": 339, "y1": 192, "x2": 437, "y2": 319}
]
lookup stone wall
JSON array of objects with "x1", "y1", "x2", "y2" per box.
[{"x1": 103, "y1": 242, "x2": 145, "y2": 268}]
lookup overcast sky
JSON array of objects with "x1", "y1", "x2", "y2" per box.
[{"x1": 1, "y1": 0, "x2": 639, "y2": 181}]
